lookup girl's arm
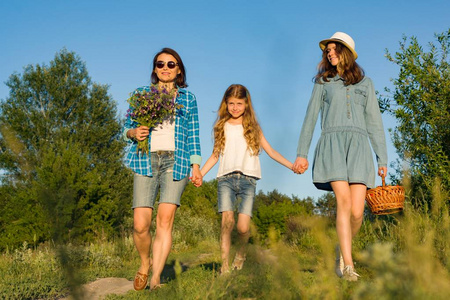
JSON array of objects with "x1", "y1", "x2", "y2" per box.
[
  {"x1": 191, "y1": 153, "x2": 218, "y2": 187},
  {"x1": 200, "y1": 153, "x2": 219, "y2": 177},
  {"x1": 260, "y1": 132, "x2": 293, "y2": 170}
]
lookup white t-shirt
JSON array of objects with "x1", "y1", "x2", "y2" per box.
[
  {"x1": 150, "y1": 117, "x2": 175, "y2": 151},
  {"x1": 217, "y1": 122, "x2": 261, "y2": 179}
]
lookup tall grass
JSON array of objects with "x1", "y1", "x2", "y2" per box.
[{"x1": 1, "y1": 180, "x2": 449, "y2": 299}]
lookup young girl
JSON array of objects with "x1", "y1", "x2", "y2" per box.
[
  {"x1": 195, "y1": 84, "x2": 293, "y2": 274},
  {"x1": 293, "y1": 32, "x2": 388, "y2": 281}
]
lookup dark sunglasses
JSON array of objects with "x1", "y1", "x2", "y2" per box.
[{"x1": 156, "y1": 61, "x2": 178, "y2": 69}]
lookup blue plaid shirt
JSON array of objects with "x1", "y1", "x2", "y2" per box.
[{"x1": 123, "y1": 86, "x2": 201, "y2": 180}]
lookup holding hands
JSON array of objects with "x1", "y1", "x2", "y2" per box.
[
  {"x1": 293, "y1": 157, "x2": 309, "y2": 174},
  {"x1": 190, "y1": 164, "x2": 203, "y2": 187}
]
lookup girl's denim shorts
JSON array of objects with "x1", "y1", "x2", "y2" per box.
[
  {"x1": 217, "y1": 172, "x2": 257, "y2": 217},
  {"x1": 132, "y1": 151, "x2": 188, "y2": 209}
]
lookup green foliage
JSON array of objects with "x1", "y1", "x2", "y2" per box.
[
  {"x1": 381, "y1": 29, "x2": 450, "y2": 205},
  {"x1": 0, "y1": 49, "x2": 132, "y2": 249},
  {"x1": 314, "y1": 192, "x2": 337, "y2": 219},
  {"x1": 1, "y1": 181, "x2": 449, "y2": 299},
  {"x1": 173, "y1": 208, "x2": 220, "y2": 251},
  {"x1": 180, "y1": 179, "x2": 219, "y2": 223},
  {"x1": 252, "y1": 189, "x2": 314, "y2": 240}
]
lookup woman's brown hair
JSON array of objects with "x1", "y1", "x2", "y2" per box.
[
  {"x1": 314, "y1": 42, "x2": 364, "y2": 85},
  {"x1": 151, "y1": 48, "x2": 188, "y2": 88},
  {"x1": 213, "y1": 84, "x2": 261, "y2": 157}
]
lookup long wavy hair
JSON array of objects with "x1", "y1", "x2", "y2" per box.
[
  {"x1": 314, "y1": 42, "x2": 364, "y2": 85},
  {"x1": 212, "y1": 84, "x2": 261, "y2": 157}
]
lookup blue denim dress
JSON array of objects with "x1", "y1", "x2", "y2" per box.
[{"x1": 297, "y1": 76, "x2": 387, "y2": 191}]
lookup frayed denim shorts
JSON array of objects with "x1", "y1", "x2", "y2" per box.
[
  {"x1": 217, "y1": 172, "x2": 257, "y2": 217},
  {"x1": 132, "y1": 151, "x2": 188, "y2": 209}
]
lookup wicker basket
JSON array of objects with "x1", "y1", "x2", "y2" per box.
[{"x1": 365, "y1": 176, "x2": 405, "y2": 215}]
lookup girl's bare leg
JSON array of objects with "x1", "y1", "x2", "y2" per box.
[
  {"x1": 331, "y1": 181, "x2": 354, "y2": 267},
  {"x1": 233, "y1": 213, "x2": 251, "y2": 270},
  {"x1": 220, "y1": 211, "x2": 235, "y2": 273}
]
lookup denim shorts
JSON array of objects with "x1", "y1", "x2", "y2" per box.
[
  {"x1": 132, "y1": 151, "x2": 188, "y2": 209},
  {"x1": 217, "y1": 172, "x2": 257, "y2": 217}
]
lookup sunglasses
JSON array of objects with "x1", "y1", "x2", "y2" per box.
[{"x1": 156, "y1": 61, "x2": 178, "y2": 69}]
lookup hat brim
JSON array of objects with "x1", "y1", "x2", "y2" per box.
[{"x1": 319, "y1": 38, "x2": 358, "y2": 59}]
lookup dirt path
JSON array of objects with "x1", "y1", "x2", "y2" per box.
[{"x1": 62, "y1": 277, "x2": 134, "y2": 300}]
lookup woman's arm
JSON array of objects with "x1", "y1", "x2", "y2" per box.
[
  {"x1": 293, "y1": 83, "x2": 323, "y2": 174},
  {"x1": 364, "y1": 78, "x2": 388, "y2": 174},
  {"x1": 186, "y1": 92, "x2": 202, "y2": 164},
  {"x1": 260, "y1": 132, "x2": 293, "y2": 170},
  {"x1": 296, "y1": 83, "x2": 324, "y2": 159}
]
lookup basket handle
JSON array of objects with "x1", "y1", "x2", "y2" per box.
[{"x1": 381, "y1": 174, "x2": 386, "y2": 187}]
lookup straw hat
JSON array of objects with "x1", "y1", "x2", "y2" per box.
[{"x1": 319, "y1": 32, "x2": 358, "y2": 59}]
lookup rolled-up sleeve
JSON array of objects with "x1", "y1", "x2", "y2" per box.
[{"x1": 187, "y1": 93, "x2": 202, "y2": 166}]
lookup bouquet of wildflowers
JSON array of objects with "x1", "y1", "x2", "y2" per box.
[{"x1": 127, "y1": 85, "x2": 183, "y2": 155}]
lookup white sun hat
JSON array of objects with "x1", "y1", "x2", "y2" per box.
[{"x1": 319, "y1": 32, "x2": 358, "y2": 59}]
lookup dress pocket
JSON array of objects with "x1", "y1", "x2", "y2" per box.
[{"x1": 354, "y1": 88, "x2": 367, "y2": 106}]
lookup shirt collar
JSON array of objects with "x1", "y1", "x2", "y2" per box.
[{"x1": 331, "y1": 75, "x2": 344, "y2": 82}]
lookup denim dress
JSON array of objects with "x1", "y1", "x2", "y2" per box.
[{"x1": 296, "y1": 76, "x2": 387, "y2": 191}]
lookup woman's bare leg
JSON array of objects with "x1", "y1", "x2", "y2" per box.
[
  {"x1": 150, "y1": 203, "x2": 177, "y2": 288},
  {"x1": 133, "y1": 207, "x2": 153, "y2": 274}
]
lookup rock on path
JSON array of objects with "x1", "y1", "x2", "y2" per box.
[{"x1": 62, "y1": 277, "x2": 134, "y2": 300}]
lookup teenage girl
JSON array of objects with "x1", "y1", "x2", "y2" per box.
[
  {"x1": 293, "y1": 32, "x2": 387, "y2": 281},
  {"x1": 194, "y1": 84, "x2": 293, "y2": 274}
]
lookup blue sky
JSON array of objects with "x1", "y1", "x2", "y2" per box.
[{"x1": 1, "y1": 0, "x2": 448, "y2": 200}]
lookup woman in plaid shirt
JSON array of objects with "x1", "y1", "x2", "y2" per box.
[{"x1": 123, "y1": 48, "x2": 201, "y2": 291}]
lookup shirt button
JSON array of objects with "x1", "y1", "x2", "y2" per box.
[{"x1": 347, "y1": 95, "x2": 350, "y2": 98}]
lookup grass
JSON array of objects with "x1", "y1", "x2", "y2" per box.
[{"x1": 1, "y1": 183, "x2": 449, "y2": 299}]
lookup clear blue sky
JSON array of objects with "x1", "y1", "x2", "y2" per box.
[{"x1": 1, "y1": 0, "x2": 448, "y2": 200}]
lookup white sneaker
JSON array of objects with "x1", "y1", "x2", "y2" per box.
[
  {"x1": 335, "y1": 245, "x2": 344, "y2": 278},
  {"x1": 343, "y1": 265, "x2": 360, "y2": 282}
]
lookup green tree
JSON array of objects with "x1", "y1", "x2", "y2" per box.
[
  {"x1": 314, "y1": 192, "x2": 336, "y2": 219},
  {"x1": 180, "y1": 179, "x2": 219, "y2": 223},
  {"x1": 252, "y1": 189, "x2": 314, "y2": 240},
  {"x1": 0, "y1": 49, "x2": 132, "y2": 249},
  {"x1": 381, "y1": 29, "x2": 450, "y2": 206}
]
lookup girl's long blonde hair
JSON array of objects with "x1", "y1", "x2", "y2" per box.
[{"x1": 213, "y1": 84, "x2": 261, "y2": 157}]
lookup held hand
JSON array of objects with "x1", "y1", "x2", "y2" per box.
[
  {"x1": 129, "y1": 126, "x2": 150, "y2": 141},
  {"x1": 190, "y1": 165, "x2": 203, "y2": 187},
  {"x1": 293, "y1": 157, "x2": 309, "y2": 174},
  {"x1": 378, "y1": 166, "x2": 387, "y2": 177}
]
